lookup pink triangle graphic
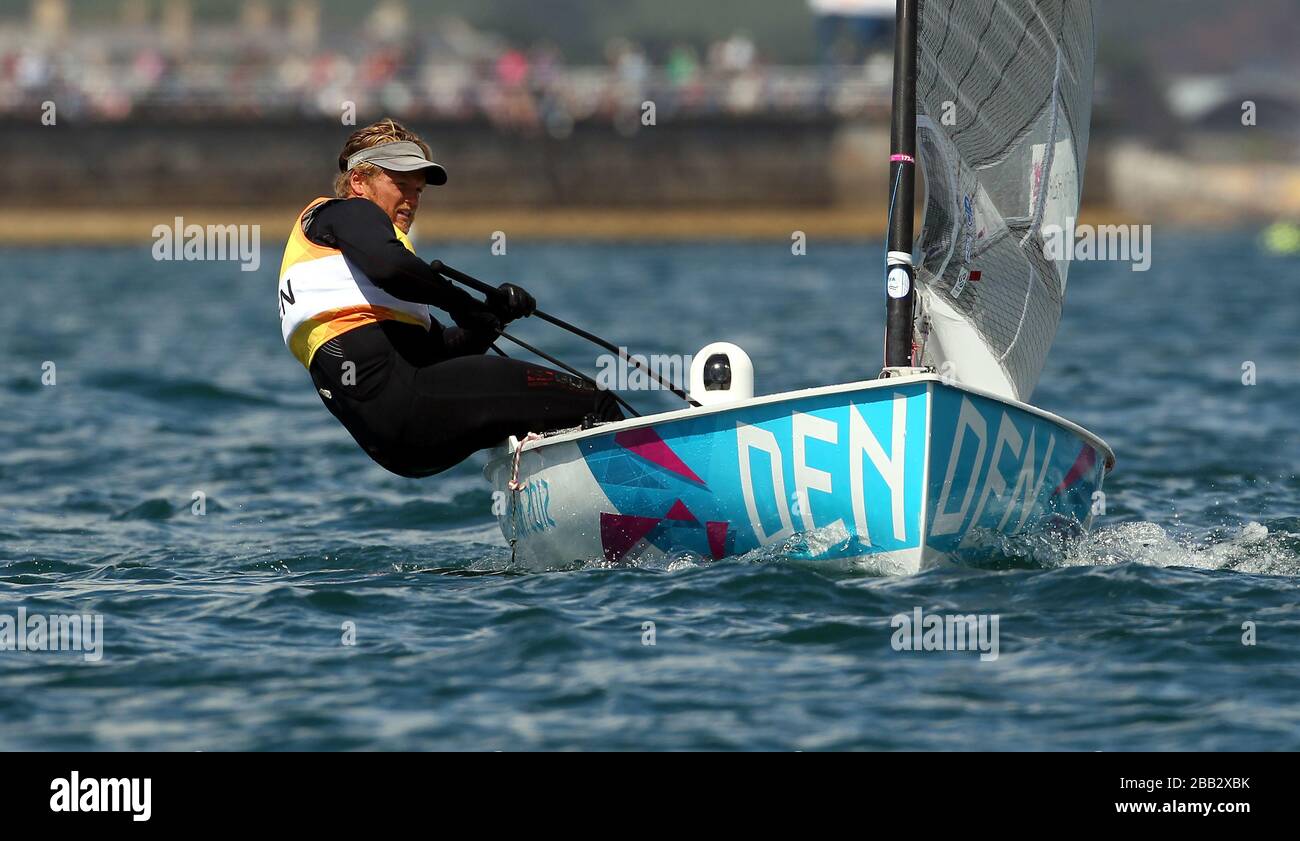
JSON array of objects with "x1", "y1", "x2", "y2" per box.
[
  {"x1": 600, "y1": 512, "x2": 661, "y2": 562},
  {"x1": 706, "y1": 522, "x2": 729, "y2": 560},
  {"x1": 1053, "y1": 445, "x2": 1096, "y2": 496},
  {"x1": 614, "y1": 427, "x2": 704, "y2": 484},
  {"x1": 664, "y1": 499, "x2": 697, "y2": 522}
]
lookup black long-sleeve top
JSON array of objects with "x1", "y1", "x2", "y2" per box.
[{"x1": 304, "y1": 197, "x2": 496, "y2": 357}]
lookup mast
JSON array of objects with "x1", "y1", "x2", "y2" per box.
[{"x1": 884, "y1": 0, "x2": 919, "y2": 370}]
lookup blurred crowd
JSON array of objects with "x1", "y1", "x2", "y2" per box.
[{"x1": 0, "y1": 13, "x2": 893, "y2": 128}]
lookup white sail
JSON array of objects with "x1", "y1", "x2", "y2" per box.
[{"x1": 912, "y1": 0, "x2": 1095, "y2": 401}]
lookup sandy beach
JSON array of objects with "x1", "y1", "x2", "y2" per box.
[{"x1": 2, "y1": 205, "x2": 1137, "y2": 245}]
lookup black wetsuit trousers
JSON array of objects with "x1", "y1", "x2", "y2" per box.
[{"x1": 308, "y1": 321, "x2": 623, "y2": 477}]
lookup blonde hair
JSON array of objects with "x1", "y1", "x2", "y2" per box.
[{"x1": 334, "y1": 118, "x2": 433, "y2": 198}]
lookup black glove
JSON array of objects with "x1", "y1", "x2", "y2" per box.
[
  {"x1": 448, "y1": 302, "x2": 502, "y2": 335},
  {"x1": 486, "y1": 283, "x2": 537, "y2": 323}
]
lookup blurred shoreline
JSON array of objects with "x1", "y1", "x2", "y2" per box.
[
  {"x1": 5, "y1": 1, "x2": 1298, "y2": 245},
  {"x1": 8, "y1": 113, "x2": 1298, "y2": 246}
]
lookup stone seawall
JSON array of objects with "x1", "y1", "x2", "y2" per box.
[
  {"x1": 2, "y1": 115, "x2": 873, "y2": 209},
  {"x1": 0, "y1": 114, "x2": 1159, "y2": 243}
]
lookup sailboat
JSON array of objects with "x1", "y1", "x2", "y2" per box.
[{"x1": 484, "y1": 0, "x2": 1114, "y2": 574}]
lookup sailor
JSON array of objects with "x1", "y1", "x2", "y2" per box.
[{"x1": 278, "y1": 118, "x2": 623, "y2": 477}]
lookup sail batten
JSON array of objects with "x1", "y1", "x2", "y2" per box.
[{"x1": 912, "y1": 0, "x2": 1094, "y2": 402}]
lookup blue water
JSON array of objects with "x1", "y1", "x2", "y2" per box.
[{"x1": 2, "y1": 232, "x2": 1298, "y2": 750}]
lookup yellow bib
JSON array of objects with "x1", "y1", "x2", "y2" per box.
[{"x1": 277, "y1": 197, "x2": 432, "y2": 368}]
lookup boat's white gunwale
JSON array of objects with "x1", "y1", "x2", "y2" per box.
[{"x1": 485, "y1": 374, "x2": 1115, "y2": 474}]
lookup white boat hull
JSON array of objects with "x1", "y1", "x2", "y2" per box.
[{"x1": 485, "y1": 374, "x2": 1113, "y2": 574}]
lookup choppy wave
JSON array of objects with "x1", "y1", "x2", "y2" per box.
[
  {"x1": 2, "y1": 236, "x2": 1299, "y2": 750},
  {"x1": 1062, "y1": 519, "x2": 1300, "y2": 576}
]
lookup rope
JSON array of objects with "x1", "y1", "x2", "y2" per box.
[
  {"x1": 506, "y1": 432, "x2": 543, "y2": 564},
  {"x1": 507, "y1": 432, "x2": 544, "y2": 492}
]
